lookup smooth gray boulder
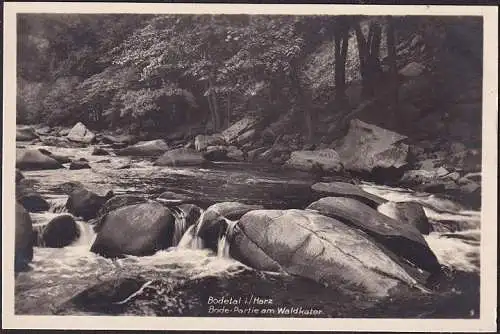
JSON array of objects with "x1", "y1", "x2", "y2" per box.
[
  {"x1": 91, "y1": 202, "x2": 176, "y2": 257},
  {"x1": 306, "y1": 197, "x2": 440, "y2": 273},
  {"x1": 230, "y1": 209, "x2": 423, "y2": 297}
]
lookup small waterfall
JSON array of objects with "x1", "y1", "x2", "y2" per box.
[
  {"x1": 48, "y1": 197, "x2": 69, "y2": 213},
  {"x1": 170, "y1": 207, "x2": 188, "y2": 246},
  {"x1": 33, "y1": 223, "x2": 47, "y2": 247},
  {"x1": 217, "y1": 218, "x2": 237, "y2": 258},
  {"x1": 70, "y1": 220, "x2": 96, "y2": 247},
  {"x1": 177, "y1": 210, "x2": 206, "y2": 249}
]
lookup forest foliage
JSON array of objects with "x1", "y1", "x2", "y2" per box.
[{"x1": 17, "y1": 14, "x2": 482, "y2": 138}]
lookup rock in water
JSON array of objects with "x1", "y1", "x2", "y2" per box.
[
  {"x1": 69, "y1": 161, "x2": 91, "y2": 170},
  {"x1": 156, "y1": 191, "x2": 192, "y2": 205},
  {"x1": 15, "y1": 202, "x2": 34, "y2": 271},
  {"x1": 230, "y1": 209, "x2": 421, "y2": 297},
  {"x1": 197, "y1": 202, "x2": 263, "y2": 252},
  {"x1": 42, "y1": 214, "x2": 80, "y2": 248},
  {"x1": 154, "y1": 148, "x2": 206, "y2": 167},
  {"x1": 115, "y1": 139, "x2": 169, "y2": 157},
  {"x1": 66, "y1": 187, "x2": 112, "y2": 220},
  {"x1": 91, "y1": 147, "x2": 110, "y2": 156},
  {"x1": 67, "y1": 122, "x2": 96, "y2": 144},
  {"x1": 284, "y1": 149, "x2": 344, "y2": 173},
  {"x1": 194, "y1": 134, "x2": 226, "y2": 151},
  {"x1": 16, "y1": 149, "x2": 63, "y2": 171},
  {"x1": 16, "y1": 126, "x2": 38, "y2": 141},
  {"x1": 56, "y1": 277, "x2": 147, "y2": 314},
  {"x1": 377, "y1": 201, "x2": 431, "y2": 235},
  {"x1": 90, "y1": 202, "x2": 176, "y2": 257},
  {"x1": 306, "y1": 197, "x2": 440, "y2": 273},
  {"x1": 334, "y1": 119, "x2": 409, "y2": 174},
  {"x1": 16, "y1": 179, "x2": 50, "y2": 212},
  {"x1": 311, "y1": 182, "x2": 387, "y2": 208}
]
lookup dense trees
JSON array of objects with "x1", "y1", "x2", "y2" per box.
[{"x1": 17, "y1": 14, "x2": 482, "y2": 140}]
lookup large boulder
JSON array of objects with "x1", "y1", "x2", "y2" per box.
[
  {"x1": 16, "y1": 179, "x2": 50, "y2": 212},
  {"x1": 194, "y1": 134, "x2": 226, "y2": 151},
  {"x1": 334, "y1": 119, "x2": 409, "y2": 174},
  {"x1": 306, "y1": 197, "x2": 440, "y2": 274},
  {"x1": 311, "y1": 182, "x2": 387, "y2": 208},
  {"x1": 230, "y1": 209, "x2": 422, "y2": 297},
  {"x1": 115, "y1": 139, "x2": 169, "y2": 157},
  {"x1": 399, "y1": 62, "x2": 425, "y2": 77},
  {"x1": 90, "y1": 202, "x2": 176, "y2": 257},
  {"x1": 67, "y1": 122, "x2": 96, "y2": 144},
  {"x1": 222, "y1": 116, "x2": 260, "y2": 144},
  {"x1": 15, "y1": 202, "x2": 34, "y2": 271},
  {"x1": 66, "y1": 186, "x2": 113, "y2": 220},
  {"x1": 236, "y1": 129, "x2": 256, "y2": 146},
  {"x1": 284, "y1": 149, "x2": 343, "y2": 173},
  {"x1": 16, "y1": 149, "x2": 63, "y2": 170},
  {"x1": 93, "y1": 195, "x2": 147, "y2": 232},
  {"x1": 377, "y1": 201, "x2": 431, "y2": 235},
  {"x1": 40, "y1": 214, "x2": 80, "y2": 248},
  {"x1": 154, "y1": 148, "x2": 206, "y2": 167},
  {"x1": 16, "y1": 126, "x2": 38, "y2": 141}
]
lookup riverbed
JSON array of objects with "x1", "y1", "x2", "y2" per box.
[{"x1": 14, "y1": 144, "x2": 481, "y2": 317}]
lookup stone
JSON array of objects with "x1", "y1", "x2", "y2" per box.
[
  {"x1": 69, "y1": 161, "x2": 91, "y2": 170},
  {"x1": 194, "y1": 134, "x2": 226, "y2": 151},
  {"x1": 236, "y1": 129, "x2": 256, "y2": 146},
  {"x1": 16, "y1": 149, "x2": 63, "y2": 171},
  {"x1": 334, "y1": 119, "x2": 408, "y2": 174},
  {"x1": 203, "y1": 145, "x2": 228, "y2": 161},
  {"x1": 42, "y1": 214, "x2": 80, "y2": 248},
  {"x1": 377, "y1": 201, "x2": 431, "y2": 235},
  {"x1": 91, "y1": 147, "x2": 110, "y2": 156},
  {"x1": 67, "y1": 122, "x2": 96, "y2": 144},
  {"x1": 307, "y1": 197, "x2": 440, "y2": 273},
  {"x1": 222, "y1": 116, "x2": 260, "y2": 144},
  {"x1": 311, "y1": 182, "x2": 387, "y2": 208},
  {"x1": 284, "y1": 149, "x2": 343, "y2": 173},
  {"x1": 16, "y1": 179, "x2": 50, "y2": 212},
  {"x1": 154, "y1": 148, "x2": 206, "y2": 167},
  {"x1": 15, "y1": 202, "x2": 34, "y2": 271},
  {"x1": 115, "y1": 139, "x2": 169, "y2": 157},
  {"x1": 66, "y1": 186, "x2": 113, "y2": 220},
  {"x1": 231, "y1": 209, "x2": 425, "y2": 297},
  {"x1": 16, "y1": 126, "x2": 38, "y2": 141},
  {"x1": 90, "y1": 202, "x2": 176, "y2": 257}
]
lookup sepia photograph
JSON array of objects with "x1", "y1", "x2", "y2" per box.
[{"x1": 3, "y1": 2, "x2": 498, "y2": 332}]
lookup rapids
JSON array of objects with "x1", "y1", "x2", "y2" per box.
[{"x1": 14, "y1": 144, "x2": 481, "y2": 317}]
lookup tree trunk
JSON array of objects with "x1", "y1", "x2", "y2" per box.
[
  {"x1": 226, "y1": 92, "x2": 231, "y2": 128},
  {"x1": 206, "y1": 83, "x2": 217, "y2": 132},
  {"x1": 334, "y1": 19, "x2": 350, "y2": 106},
  {"x1": 387, "y1": 16, "x2": 399, "y2": 108},
  {"x1": 355, "y1": 21, "x2": 382, "y2": 98}
]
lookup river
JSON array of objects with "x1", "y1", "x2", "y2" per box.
[{"x1": 14, "y1": 144, "x2": 481, "y2": 317}]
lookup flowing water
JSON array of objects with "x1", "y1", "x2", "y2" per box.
[{"x1": 14, "y1": 144, "x2": 481, "y2": 317}]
